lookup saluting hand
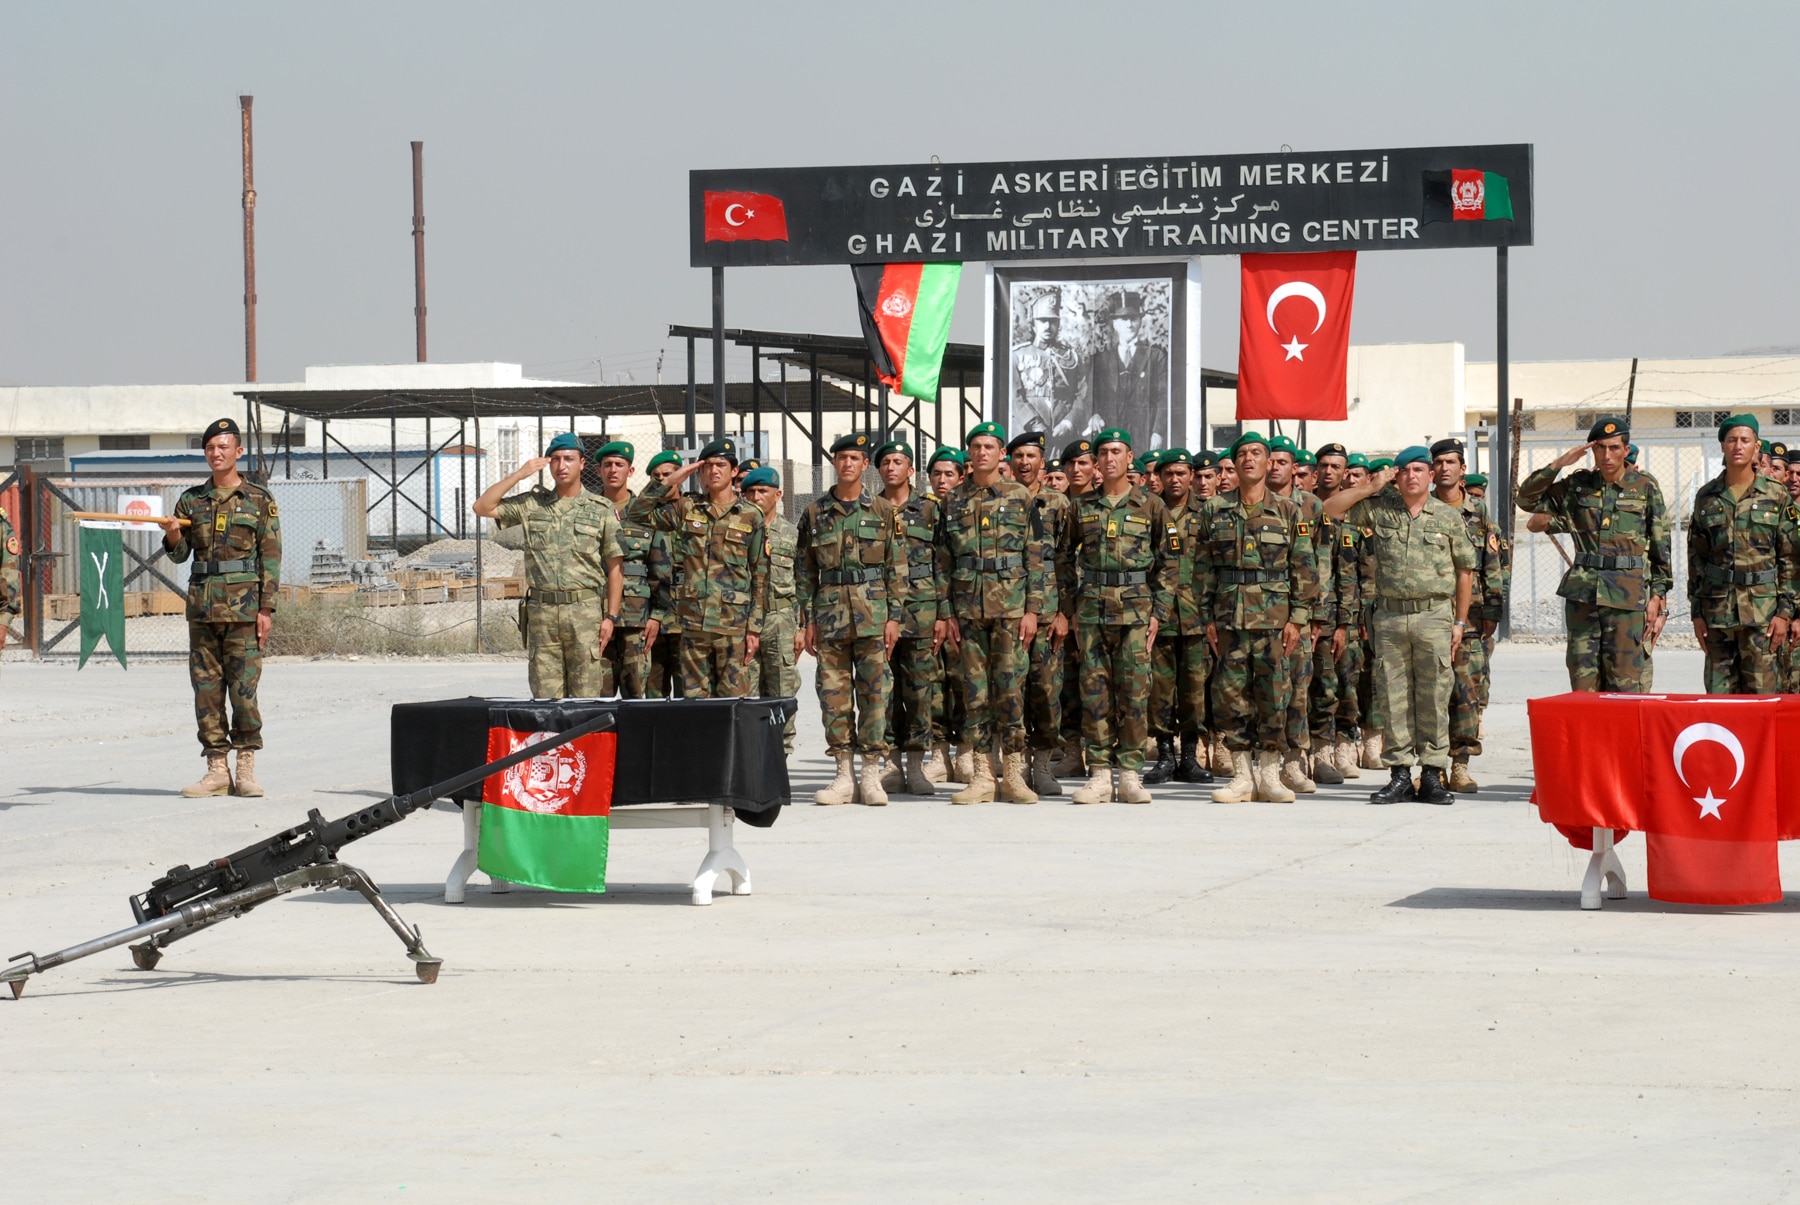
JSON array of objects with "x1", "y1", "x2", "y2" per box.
[{"x1": 1552, "y1": 441, "x2": 1597, "y2": 472}]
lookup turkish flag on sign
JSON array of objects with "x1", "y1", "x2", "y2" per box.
[
  {"x1": 1236, "y1": 251, "x2": 1356, "y2": 421},
  {"x1": 703, "y1": 191, "x2": 789, "y2": 242}
]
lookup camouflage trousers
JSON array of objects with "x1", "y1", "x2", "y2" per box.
[
  {"x1": 1449, "y1": 628, "x2": 1489, "y2": 757},
  {"x1": 1371, "y1": 603, "x2": 1454, "y2": 770},
  {"x1": 1564, "y1": 600, "x2": 1650, "y2": 693},
  {"x1": 526, "y1": 600, "x2": 611, "y2": 699},
  {"x1": 756, "y1": 610, "x2": 800, "y2": 751},
  {"x1": 816, "y1": 633, "x2": 892, "y2": 754},
  {"x1": 957, "y1": 618, "x2": 1027, "y2": 752},
  {"x1": 1212, "y1": 629, "x2": 1293, "y2": 753},
  {"x1": 1702, "y1": 624, "x2": 1779, "y2": 695},
  {"x1": 1309, "y1": 630, "x2": 1342, "y2": 746},
  {"x1": 1077, "y1": 622, "x2": 1152, "y2": 770},
  {"x1": 189, "y1": 620, "x2": 262, "y2": 754},
  {"x1": 680, "y1": 630, "x2": 755, "y2": 699},
  {"x1": 649, "y1": 628, "x2": 683, "y2": 698},
  {"x1": 886, "y1": 635, "x2": 940, "y2": 751},
  {"x1": 1284, "y1": 632, "x2": 1316, "y2": 753},
  {"x1": 1333, "y1": 630, "x2": 1365, "y2": 735},
  {"x1": 1357, "y1": 614, "x2": 1386, "y2": 734},
  {"x1": 1481, "y1": 634, "x2": 1498, "y2": 706},
  {"x1": 1024, "y1": 627, "x2": 1065, "y2": 750},
  {"x1": 1060, "y1": 640, "x2": 1084, "y2": 744},
  {"x1": 1149, "y1": 629, "x2": 1212, "y2": 739},
  {"x1": 602, "y1": 625, "x2": 654, "y2": 698},
  {"x1": 1781, "y1": 638, "x2": 1800, "y2": 694},
  {"x1": 935, "y1": 644, "x2": 966, "y2": 744}
]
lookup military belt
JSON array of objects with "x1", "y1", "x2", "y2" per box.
[
  {"x1": 1573, "y1": 552, "x2": 1644, "y2": 570},
  {"x1": 1376, "y1": 595, "x2": 1450, "y2": 614},
  {"x1": 1216, "y1": 567, "x2": 1285, "y2": 585},
  {"x1": 1703, "y1": 564, "x2": 1777, "y2": 587},
  {"x1": 620, "y1": 562, "x2": 649, "y2": 578},
  {"x1": 819, "y1": 567, "x2": 881, "y2": 586},
  {"x1": 529, "y1": 587, "x2": 599, "y2": 605},
  {"x1": 1088, "y1": 569, "x2": 1150, "y2": 586},
  {"x1": 955, "y1": 554, "x2": 1022, "y2": 572},
  {"x1": 189, "y1": 558, "x2": 254, "y2": 578}
]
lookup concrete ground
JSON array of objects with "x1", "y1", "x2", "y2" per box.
[{"x1": 3, "y1": 645, "x2": 1799, "y2": 1201}]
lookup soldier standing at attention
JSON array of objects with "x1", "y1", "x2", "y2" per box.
[
  {"x1": 1685, "y1": 414, "x2": 1797, "y2": 693},
  {"x1": 743, "y1": 465, "x2": 800, "y2": 752},
  {"x1": 876, "y1": 439, "x2": 943, "y2": 794},
  {"x1": 926, "y1": 446, "x2": 970, "y2": 784},
  {"x1": 1058, "y1": 428, "x2": 1174, "y2": 803},
  {"x1": 1267, "y1": 436, "x2": 1326, "y2": 794},
  {"x1": 156, "y1": 417, "x2": 281, "y2": 798},
  {"x1": 1309, "y1": 443, "x2": 1361, "y2": 782},
  {"x1": 1428, "y1": 438, "x2": 1505, "y2": 793},
  {"x1": 1144, "y1": 448, "x2": 1214, "y2": 785},
  {"x1": 935, "y1": 421, "x2": 1045, "y2": 804},
  {"x1": 1044, "y1": 458, "x2": 1069, "y2": 492},
  {"x1": 798, "y1": 434, "x2": 905, "y2": 806},
  {"x1": 476, "y1": 432, "x2": 625, "y2": 700},
  {"x1": 0, "y1": 506, "x2": 19, "y2": 667},
  {"x1": 1216, "y1": 453, "x2": 1240, "y2": 494},
  {"x1": 1349, "y1": 455, "x2": 1389, "y2": 770},
  {"x1": 1008, "y1": 430, "x2": 1073, "y2": 796},
  {"x1": 1053, "y1": 437, "x2": 1098, "y2": 778},
  {"x1": 592, "y1": 441, "x2": 659, "y2": 698},
  {"x1": 1325, "y1": 446, "x2": 1475, "y2": 805},
  {"x1": 642, "y1": 450, "x2": 685, "y2": 697},
  {"x1": 624, "y1": 437, "x2": 767, "y2": 698}
]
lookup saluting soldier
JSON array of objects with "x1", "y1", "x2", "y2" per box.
[
  {"x1": 1009, "y1": 429, "x2": 1073, "y2": 796},
  {"x1": 1516, "y1": 415, "x2": 1671, "y2": 696},
  {"x1": 1200, "y1": 432, "x2": 1318, "y2": 804},
  {"x1": 1428, "y1": 437, "x2": 1505, "y2": 793},
  {"x1": 1144, "y1": 447, "x2": 1214, "y2": 785},
  {"x1": 624, "y1": 437, "x2": 768, "y2": 698},
  {"x1": 1058, "y1": 428, "x2": 1174, "y2": 803},
  {"x1": 743, "y1": 465, "x2": 800, "y2": 751},
  {"x1": 877, "y1": 439, "x2": 943, "y2": 794},
  {"x1": 1325, "y1": 446, "x2": 1476, "y2": 805},
  {"x1": 934, "y1": 421, "x2": 1046, "y2": 804},
  {"x1": 925, "y1": 446, "x2": 970, "y2": 784},
  {"x1": 0, "y1": 506, "x2": 19, "y2": 669},
  {"x1": 1686, "y1": 414, "x2": 1798, "y2": 693},
  {"x1": 157, "y1": 417, "x2": 282, "y2": 799},
  {"x1": 642, "y1": 450, "x2": 685, "y2": 697},
  {"x1": 1267, "y1": 437, "x2": 1326, "y2": 794},
  {"x1": 592, "y1": 441, "x2": 660, "y2": 698}
]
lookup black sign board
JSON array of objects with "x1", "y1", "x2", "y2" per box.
[{"x1": 690, "y1": 144, "x2": 1531, "y2": 268}]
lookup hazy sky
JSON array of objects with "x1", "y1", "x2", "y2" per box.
[{"x1": 4, "y1": 1, "x2": 1795, "y2": 388}]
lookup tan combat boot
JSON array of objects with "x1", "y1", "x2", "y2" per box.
[
  {"x1": 1360, "y1": 732, "x2": 1385, "y2": 771},
  {"x1": 1000, "y1": 750, "x2": 1039, "y2": 804},
  {"x1": 1336, "y1": 737, "x2": 1362, "y2": 779},
  {"x1": 814, "y1": 751, "x2": 856, "y2": 805},
  {"x1": 880, "y1": 751, "x2": 905, "y2": 795},
  {"x1": 903, "y1": 751, "x2": 936, "y2": 795},
  {"x1": 1311, "y1": 746, "x2": 1344, "y2": 785},
  {"x1": 1070, "y1": 765, "x2": 1114, "y2": 804},
  {"x1": 233, "y1": 749, "x2": 265, "y2": 797},
  {"x1": 1028, "y1": 749, "x2": 1062, "y2": 797},
  {"x1": 1116, "y1": 768, "x2": 1152, "y2": 804},
  {"x1": 1256, "y1": 750, "x2": 1296, "y2": 802},
  {"x1": 923, "y1": 742, "x2": 951, "y2": 785},
  {"x1": 1281, "y1": 748, "x2": 1317, "y2": 794},
  {"x1": 1210, "y1": 735, "x2": 1234, "y2": 778},
  {"x1": 1449, "y1": 756, "x2": 1480, "y2": 794},
  {"x1": 182, "y1": 752, "x2": 234, "y2": 799},
  {"x1": 1211, "y1": 751, "x2": 1255, "y2": 803},
  {"x1": 951, "y1": 743, "x2": 975, "y2": 785},
  {"x1": 950, "y1": 749, "x2": 996, "y2": 804},
  {"x1": 860, "y1": 753, "x2": 890, "y2": 806}
]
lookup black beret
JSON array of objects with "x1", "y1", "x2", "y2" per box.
[
  {"x1": 200, "y1": 417, "x2": 241, "y2": 447},
  {"x1": 1428, "y1": 438, "x2": 1464, "y2": 460},
  {"x1": 1044, "y1": 458, "x2": 1064, "y2": 473},
  {"x1": 1315, "y1": 442, "x2": 1348, "y2": 462},
  {"x1": 1194, "y1": 450, "x2": 1220, "y2": 470},
  {"x1": 1006, "y1": 430, "x2": 1046, "y2": 454},
  {"x1": 829, "y1": 432, "x2": 873, "y2": 456},
  {"x1": 698, "y1": 437, "x2": 738, "y2": 464},
  {"x1": 1587, "y1": 414, "x2": 1628, "y2": 443},
  {"x1": 1060, "y1": 438, "x2": 1095, "y2": 463}
]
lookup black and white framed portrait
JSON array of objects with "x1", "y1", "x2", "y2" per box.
[{"x1": 988, "y1": 262, "x2": 1195, "y2": 452}]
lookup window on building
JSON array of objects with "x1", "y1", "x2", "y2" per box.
[
  {"x1": 1775, "y1": 409, "x2": 1792, "y2": 426},
  {"x1": 1210, "y1": 424, "x2": 1241, "y2": 448},
  {"x1": 1575, "y1": 410, "x2": 1597, "y2": 432},
  {"x1": 99, "y1": 434, "x2": 151, "y2": 451},
  {"x1": 17, "y1": 436, "x2": 64, "y2": 460},
  {"x1": 1514, "y1": 412, "x2": 1535, "y2": 431},
  {"x1": 496, "y1": 427, "x2": 521, "y2": 479},
  {"x1": 1675, "y1": 409, "x2": 1733, "y2": 430}
]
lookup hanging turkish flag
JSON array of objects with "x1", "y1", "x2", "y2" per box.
[
  {"x1": 702, "y1": 191, "x2": 789, "y2": 243},
  {"x1": 1236, "y1": 251, "x2": 1356, "y2": 421}
]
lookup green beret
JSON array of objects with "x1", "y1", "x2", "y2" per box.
[
  {"x1": 545, "y1": 431, "x2": 587, "y2": 459},
  {"x1": 966, "y1": 421, "x2": 1006, "y2": 447},
  {"x1": 1158, "y1": 448, "x2": 1192, "y2": 468},
  {"x1": 1394, "y1": 445, "x2": 1431, "y2": 468},
  {"x1": 741, "y1": 466, "x2": 780, "y2": 490},
  {"x1": 1626, "y1": 444, "x2": 1640, "y2": 465},
  {"x1": 1587, "y1": 415, "x2": 1627, "y2": 443},
  {"x1": 1229, "y1": 431, "x2": 1270, "y2": 457},
  {"x1": 594, "y1": 440, "x2": 635, "y2": 464},
  {"x1": 646, "y1": 449, "x2": 681, "y2": 473},
  {"x1": 1368, "y1": 456, "x2": 1394, "y2": 472},
  {"x1": 1193, "y1": 450, "x2": 1220, "y2": 470},
  {"x1": 830, "y1": 432, "x2": 873, "y2": 456},
  {"x1": 738, "y1": 458, "x2": 764, "y2": 474},
  {"x1": 698, "y1": 437, "x2": 739, "y2": 464},
  {"x1": 1720, "y1": 413, "x2": 1759, "y2": 440},
  {"x1": 1267, "y1": 435, "x2": 1297, "y2": 455},
  {"x1": 1346, "y1": 452, "x2": 1370, "y2": 469},
  {"x1": 1093, "y1": 426, "x2": 1131, "y2": 451},
  {"x1": 1005, "y1": 430, "x2": 1046, "y2": 454},
  {"x1": 200, "y1": 416, "x2": 241, "y2": 447},
  {"x1": 873, "y1": 439, "x2": 913, "y2": 465},
  {"x1": 1061, "y1": 438, "x2": 1095, "y2": 463},
  {"x1": 1465, "y1": 472, "x2": 1488, "y2": 487},
  {"x1": 928, "y1": 446, "x2": 967, "y2": 469},
  {"x1": 1133, "y1": 451, "x2": 1159, "y2": 473},
  {"x1": 1295, "y1": 448, "x2": 1317, "y2": 466}
]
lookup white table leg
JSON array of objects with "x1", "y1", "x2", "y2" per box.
[
  {"x1": 445, "y1": 802, "x2": 480, "y2": 904},
  {"x1": 1580, "y1": 826, "x2": 1628, "y2": 910},
  {"x1": 689, "y1": 805, "x2": 752, "y2": 906}
]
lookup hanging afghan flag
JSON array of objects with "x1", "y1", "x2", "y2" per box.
[
  {"x1": 78, "y1": 525, "x2": 126, "y2": 669},
  {"x1": 1422, "y1": 170, "x2": 1514, "y2": 223},
  {"x1": 854, "y1": 262, "x2": 962, "y2": 402},
  {"x1": 478, "y1": 721, "x2": 618, "y2": 892}
]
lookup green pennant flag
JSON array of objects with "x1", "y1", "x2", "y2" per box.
[{"x1": 79, "y1": 525, "x2": 126, "y2": 669}]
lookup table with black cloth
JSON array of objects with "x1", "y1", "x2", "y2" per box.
[{"x1": 391, "y1": 696, "x2": 794, "y2": 905}]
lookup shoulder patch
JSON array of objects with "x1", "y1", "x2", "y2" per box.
[
  {"x1": 1487, "y1": 532, "x2": 1498, "y2": 552},
  {"x1": 1296, "y1": 520, "x2": 1312, "y2": 536},
  {"x1": 5, "y1": 534, "x2": 18, "y2": 556},
  {"x1": 267, "y1": 502, "x2": 278, "y2": 519}
]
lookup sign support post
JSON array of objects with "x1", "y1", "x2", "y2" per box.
[
  {"x1": 711, "y1": 266, "x2": 726, "y2": 444},
  {"x1": 1495, "y1": 244, "x2": 1511, "y2": 640}
]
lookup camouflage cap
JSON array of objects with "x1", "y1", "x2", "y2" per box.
[
  {"x1": 1095, "y1": 426, "x2": 1132, "y2": 450},
  {"x1": 1228, "y1": 431, "x2": 1270, "y2": 458},
  {"x1": 928, "y1": 446, "x2": 968, "y2": 469},
  {"x1": 1394, "y1": 446, "x2": 1431, "y2": 468},
  {"x1": 1060, "y1": 438, "x2": 1095, "y2": 463},
  {"x1": 1587, "y1": 415, "x2": 1628, "y2": 442},
  {"x1": 1005, "y1": 430, "x2": 1046, "y2": 454},
  {"x1": 595, "y1": 440, "x2": 635, "y2": 464},
  {"x1": 646, "y1": 449, "x2": 682, "y2": 473},
  {"x1": 546, "y1": 431, "x2": 587, "y2": 459},
  {"x1": 1158, "y1": 448, "x2": 1193, "y2": 468},
  {"x1": 966, "y1": 421, "x2": 1006, "y2": 447},
  {"x1": 830, "y1": 432, "x2": 873, "y2": 456},
  {"x1": 741, "y1": 466, "x2": 781, "y2": 490},
  {"x1": 698, "y1": 437, "x2": 738, "y2": 463},
  {"x1": 1720, "y1": 413, "x2": 1759, "y2": 440},
  {"x1": 874, "y1": 439, "x2": 914, "y2": 464}
]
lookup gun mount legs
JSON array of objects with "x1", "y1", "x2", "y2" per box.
[{"x1": 332, "y1": 865, "x2": 442, "y2": 983}]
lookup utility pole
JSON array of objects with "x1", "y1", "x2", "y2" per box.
[
  {"x1": 240, "y1": 96, "x2": 257, "y2": 382},
  {"x1": 412, "y1": 141, "x2": 427, "y2": 362}
]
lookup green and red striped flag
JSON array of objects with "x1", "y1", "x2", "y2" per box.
[
  {"x1": 1422, "y1": 169, "x2": 1513, "y2": 223},
  {"x1": 854, "y1": 262, "x2": 962, "y2": 402},
  {"x1": 478, "y1": 724, "x2": 617, "y2": 892}
]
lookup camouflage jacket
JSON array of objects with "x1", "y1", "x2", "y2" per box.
[
  {"x1": 1516, "y1": 464, "x2": 1671, "y2": 612},
  {"x1": 934, "y1": 477, "x2": 1046, "y2": 621},
  {"x1": 1026, "y1": 484, "x2": 1073, "y2": 617},
  {"x1": 493, "y1": 486, "x2": 623, "y2": 600},
  {"x1": 763, "y1": 511, "x2": 800, "y2": 623},
  {"x1": 0, "y1": 510, "x2": 19, "y2": 619},
  {"x1": 647, "y1": 529, "x2": 683, "y2": 635},
  {"x1": 796, "y1": 488, "x2": 906, "y2": 642},
  {"x1": 1280, "y1": 487, "x2": 1331, "y2": 624},
  {"x1": 1058, "y1": 485, "x2": 1174, "y2": 627},
  {"x1": 166, "y1": 479, "x2": 282, "y2": 623},
  {"x1": 1325, "y1": 505, "x2": 1363, "y2": 628},
  {"x1": 1686, "y1": 473, "x2": 1799, "y2": 629},
  {"x1": 1440, "y1": 490, "x2": 1508, "y2": 623},
  {"x1": 888, "y1": 490, "x2": 942, "y2": 638},
  {"x1": 1196, "y1": 490, "x2": 1317, "y2": 630},
  {"x1": 625, "y1": 480, "x2": 767, "y2": 637},
  {"x1": 1162, "y1": 495, "x2": 1211, "y2": 634},
  {"x1": 1345, "y1": 486, "x2": 1476, "y2": 603},
  {"x1": 606, "y1": 489, "x2": 658, "y2": 628}
]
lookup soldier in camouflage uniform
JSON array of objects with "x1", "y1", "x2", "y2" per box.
[
  {"x1": 1144, "y1": 448, "x2": 1215, "y2": 785},
  {"x1": 798, "y1": 433, "x2": 905, "y2": 805},
  {"x1": 642, "y1": 450, "x2": 684, "y2": 698},
  {"x1": 157, "y1": 417, "x2": 282, "y2": 799},
  {"x1": 1465, "y1": 471, "x2": 1514, "y2": 706},
  {"x1": 1057, "y1": 428, "x2": 1174, "y2": 804},
  {"x1": 934, "y1": 421, "x2": 1046, "y2": 804},
  {"x1": 593, "y1": 441, "x2": 661, "y2": 698},
  {"x1": 879, "y1": 440, "x2": 945, "y2": 794},
  {"x1": 1308, "y1": 444, "x2": 1362, "y2": 782},
  {"x1": 1199, "y1": 432, "x2": 1318, "y2": 804},
  {"x1": 1686, "y1": 414, "x2": 1798, "y2": 694},
  {"x1": 1428, "y1": 437, "x2": 1506, "y2": 793},
  {"x1": 1267, "y1": 437, "x2": 1326, "y2": 794},
  {"x1": 744, "y1": 465, "x2": 799, "y2": 751},
  {"x1": 1350, "y1": 456, "x2": 1390, "y2": 770},
  {"x1": 0, "y1": 506, "x2": 19, "y2": 671},
  {"x1": 624, "y1": 437, "x2": 768, "y2": 698},
  {"x1": 1052, "y1": 437, "x2": 1099, "y2": 778},
  {"x1": 925, "y1": 447, "x2": 969, "y2": 782},
  {"x1": 1009, "y1": 430, "x2": 1073, "y2": 796},
  {"x1": 478, "y1": 431, "x2": 625, "y2": 701},
  {"x1": 1782, "y1": 459, "x2": 1800, "y2": 692}
]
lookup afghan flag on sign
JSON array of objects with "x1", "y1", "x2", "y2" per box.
[
  {"x1": 1422, "y1": 170, "x2": 1514, "y2": 223},
  {"x1": 478, "y1": 720, "x2": 618, "y2": 892},
  {"x1": 854, "y1": 262, "x2": 962, "y2": 402}
]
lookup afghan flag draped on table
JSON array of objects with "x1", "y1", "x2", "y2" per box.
[
  {"x1": 479, "y1": 721, "x2": 618, "y2": 892},
  {"x1": 854, "y1": 262, "x2": 962, "y2": 402}
]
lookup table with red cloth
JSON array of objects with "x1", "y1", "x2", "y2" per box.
[{"x1": 1529, "y1": 692, "x2": 1800, "y2": 907}]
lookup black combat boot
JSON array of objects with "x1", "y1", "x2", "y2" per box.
[
  {"x1": 1416, "y1": 765, "x2": 1455, "y2": 805},
  {"x1": 1174, "y1": 733, "x2": 1213, "y2": 783},
  {"x1": 1368, "y1": 766, "x2": 1416, "y2": 805},
  {"x1": 1142, "y1": 735, "x2": 1178, "y2": 785}
]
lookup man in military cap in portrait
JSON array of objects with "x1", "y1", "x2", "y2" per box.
[
  {"x1": 1008, "y1": 429, "x2": 1073, "y2": 795},
  {"x1": 743, "y1": 465, "x2": 799, "y2": 752},
  {"x1": 1011, "y1": 289, "x2": 1086, "y2": 440},
  {"x1": 156, "y1": 417, "x2": 283, "y2": 798},
  {"x1": 1089, "y1": 291, "x2": 1169, "y2": 452}
]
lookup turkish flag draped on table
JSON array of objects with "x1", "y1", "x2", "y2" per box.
[
  {"x1": 1528, "y1": 693, "x2": 1800, "y2": 904},
  {"x1": 1235, "y1": 251, "x2": 1356, "y2": 421}
]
